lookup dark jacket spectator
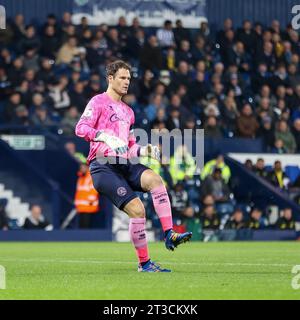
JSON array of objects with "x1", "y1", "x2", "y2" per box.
[
  {"x1": 236, "y1": 20, "x2": 256, "y2": 54},
  {"x1": 275, "y1": 208, "x2": 295, "y2": 230},
  {"x1": 253, "y1": 158, "x2": 269, "y2": 179},
  {"x1": 17, "y1": 25, "x2": 40, "y2": 53},
  {"x1": 0, "y1": 199, "x2": 8, "y2": 230},
  {"x1": 204, "y1": 116, "x2": 223, "y2": 138},
  {"x1": 236, "y1": 104, "x2": 259, "y2": 138},
  {"x1": 267, "y1": 160, "x2": 289, "y2": 189},
  {"x1": 40, "y1": 25, "x2": 60, "y2": 59},
  {"x1": 169, "y1": 183, "x2": 189, "y2": 218},
  {"x1": 246, "y1": 208, "x2": 267, "y2": 229},
  {"x1": 225, "y1": 209, "x2": 246, "y2": 229},
  {"x1": 140, "y1": 36, "x2": 163, "y2": 71},
  {"x1": 174, "y1": 19, "x2": 191, "y2": 46},
  {"x1": 7, "y1": 57, "x2": 25, "y2": 87},
  {"x1": 23, "y1": 205, "x2": 52, "y2": 230},
  {"x1": 201, "y1": 168, "x2": 231, "y2": 203},
  {"x1": 200, "y1": 205, "x2": 220, "y2": 230},
  {"x1": 258, "y1": 116, "x2": 275, "y2": 150}
]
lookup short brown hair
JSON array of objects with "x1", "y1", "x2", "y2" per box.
[{"x1": 106, "y1": 60, "x2": 131, "y2": 78}]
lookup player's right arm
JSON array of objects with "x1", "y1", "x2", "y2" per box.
[{"x1": 75, "y1": 97, "x2": 101, "y2": 142}]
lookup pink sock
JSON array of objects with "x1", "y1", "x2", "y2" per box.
[
  {"x1": 129, "y1": 218, "x2": 150, "y2": 264},
  {"x1": 150, "y1": 185, "x2": 173, "y2": 232}
]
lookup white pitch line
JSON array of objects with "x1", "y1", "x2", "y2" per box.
[{"x1": 0, "y1": 257, "x2": 292, "y2": 267}]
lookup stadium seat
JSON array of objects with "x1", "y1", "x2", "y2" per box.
[
  {"x1": 216, "y1": 202, "x2": 234, "y2": 216},
  {"x1": 264, "y1": 165, "x2": 273, "y2": 172},
  {"x1": 285, "y1": 166, "x2": 300, "y2": 184}
]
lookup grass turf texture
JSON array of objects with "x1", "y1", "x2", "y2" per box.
[{"x1": 0, "y1": 242, "x2": 299, "y2": 300}]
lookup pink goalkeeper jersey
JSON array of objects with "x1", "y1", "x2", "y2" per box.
[{"x1": 75, "y1": 92, "x2": 140, "y2": 164}]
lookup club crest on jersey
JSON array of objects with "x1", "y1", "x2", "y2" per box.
[{"x1": 117, "y1": 187, "x2": 127, "y2": 196}]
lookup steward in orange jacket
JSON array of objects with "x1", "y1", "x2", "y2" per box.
[{"x1": 75, "y1": 163, "x2": 99, "y2": 228}]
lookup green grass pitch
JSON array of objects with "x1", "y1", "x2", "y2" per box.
[{"x1": 0, "y1": 241, "x2": 299, "y2": 300}]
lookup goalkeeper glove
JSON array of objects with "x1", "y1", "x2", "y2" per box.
[
  {"x1": 94, "y1": 131, "x2": 128, "y2": 155},
  {"x1": 140, "y1": 144, "x2": 160, "y2": 161}
]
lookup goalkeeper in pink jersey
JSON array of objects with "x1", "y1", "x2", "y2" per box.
[{"x1": 75, "y1": 60, "x2": 192, "y2": 272}]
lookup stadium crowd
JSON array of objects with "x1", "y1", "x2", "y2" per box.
[{"x1": 0, "y1": 13, "x2": 299, "y2": 235}]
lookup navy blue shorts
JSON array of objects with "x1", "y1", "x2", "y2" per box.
[{"x1": 89, "y1": 158, "x2": 149, "y2": 210}]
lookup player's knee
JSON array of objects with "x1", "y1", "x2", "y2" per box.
[
  {"x1": 124, "y1": 198, "x2": 146, "y2": 218},
  {"x1": 130, "y1": 204, "x2": 146, "y2": 218},
  {"x1": 149, "y1": 174, "x2": 164, "y2": 189}
]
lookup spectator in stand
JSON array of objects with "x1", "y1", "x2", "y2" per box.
[
  {"x1": 17, "y1": 25, "x2": 40, "y2": 54},
  {"x1": 236, "y1": 20, "x2": 256, "y2": 54},
  {"x1": 253, "y1": 158, "x2": 268, "y2": 179},
  {"x1": 85, "y1": 74, "x2": 102, "y2": 100},
  {"x1": 236, "y1": 103, "x2": 259, "y2": 138},
  {"x1": 145, "y1": 94, "x2": 165, "y2": 123},
  {"x1": 10, "y1": 104, "x2": 30, "y2": 127},
  {"x1": 258, "y1": 116, "x2": 275, "y2": 151},
  {"x1": 48, "y1": 76, "x2": 71, "y2": 115},
  {"x1": 201, "y1": 194, "x2": 215, "y2": 208},
  {"x1": 188, "y1": 70, "x2": 209, "y2": 106},
  {"x1": 10, "y1": 14, "x2": 26, "y2": 43},
  {"x1": 7, "y1": 56, "x2": 25, "y2": 87},
  {"x1": 216, "y1": 18, "x2": 233, "y2": 50},
  {"x1": 38, "y1": 57, "x2": 55, "y2": 84},
  {"x1": 251, "y1": 62, "x2": 271, "y2": 94},
  {"x1": 156, "y1": 20, "x2": 175, "y2": 49},
  {"x1": 201, "y1": 155, "x2": 231, "y2": 183},
  {"x1": 61, "y1": 106, "x2": 80, "y2": 136},
  {"x1": 244, "y1": 159, "x2": 254, "y2": 171},
  {"x1": 40, "y1": 25, "x2": 60, "y2": 59},
  {"x1": 200, "y1": 205, "x2": 220, "y2": 230},
  {"x1": 64, "y1": 141, "x2": 86, "y2": 164},
  {"x1": 165, "y1": 107, "x2": 181, "y2": 131},
  {"x1": 106, "y1": 28, "x2": 123, "y2": 59},
  {"x1": 275, "y1": 208, "x2": 295, "y2": 230},
  {"x1": 256, "y1": 97, "x2": 274, "y2": 123},
  {"x1": 125, "y1": 28, "x2": 145, "y2": 62},
  {"x1": 169, "y1": 183, "x2": 189, "y2": 218},
  {"x1": 267, "y1": 160, "x2": 290, "y2": 189},
  {"x1": 69, "y1": 81, "x2": 87, "y2": 112},
  {"x1": 170, "y1": 60, "x2": 191, "y2": 91},
  {"x1": 271, "y1": 138, "x2": 288, "y2": 154},
  {"x1": 169, "y1": 145, "x2": 196, "y2": 185},
  {"x1": 174, "y1": 19, "x2": 191, "y2": 46},
  {"x1": 56, "y1": 36, "x2": 80, "y2": 65},
  {"x1": 4, "y1": 92, "x2": 23, "y2": 122},
  {"x1": 0, "y1": 199, "x2": 9, "y2": 230},
  {"x1": 221, "y1": 95, "x2": 239, "y2": 133},
  {"x1": 224, "y1": 208, "x2": 246, "y2": 229},
  {"x1": 176, "y1": 40, "x2": 193, "y2": 65},
  {"x1": 292, "y1": 118, "x2": 300, "y2": 152},
  {"x1": 246, "y1": 208, "x2": 267, "y2": 229},
  {"x1": 255, "y1": 85, "x2": 276, "y2": 108},
  {"x1": 204, "y1": 116, "x2": 223, "y2": 138},
  {"x1": 201, "y1": 168, "x2": 231, "y2": 204},
  {"x1": 274, "y1": 119, "x2": 297, "y2": 153},
  {"x1": 22, "y1": 47, "x2": 40, "y2": 73},
  {"x1": 23, "y1": 204, "x2": 52, "y2": 230},
  {"x1": 31, "y1": 105, "x2": 54, "y2": 127},
  {"x1": 140, "y1": 35, "x2": 163, "y2": 71}
]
